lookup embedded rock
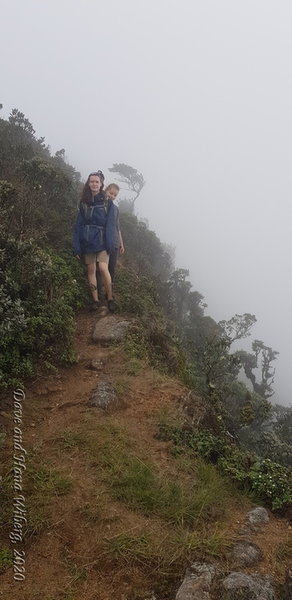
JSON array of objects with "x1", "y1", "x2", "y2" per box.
[
  {"x1": 175, "y1": 562, "x2": 216, "y2": 600},
  {"x1": 246, "y1": 507, "x2": 270, "y2": 529},
  {"x1": 89, "y1": 358, "x2": 104, "y2": 371},
  {"x1": 87, "y1": 381, "x2": 118, "y2": 410},
  {"x1": 92, "y1": 315, "x2": 132, "y2": 345},
  {"x1": 231, "y1": 540, "x2": 263, "y2": 567},
  {"x1": 283, "y1": 568, "x2": 292, "y2": 600},
  {"x1": 221, "y1": 572, "x2": 276, "y2": 600}
]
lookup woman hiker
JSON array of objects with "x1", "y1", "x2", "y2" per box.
[{"x1": 73, "y1": 170, "x2": 116, "y2": 311}]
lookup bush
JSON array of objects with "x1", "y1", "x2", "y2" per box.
[
  {"x1": 158, "y1": 424, "x2": 292, "y2": 511},
  {"x1": 0, "y1": 240, "x2": 83, "y2": 388},
  {"x1": 114, "y1": 267, "x2": 159, "y2": 317},
  {"x1": 158, "y1": 424, "x2": 228, "y2": 462},
  {"x1": 248, "y1": 459, "x2": 292, "y2": 510}
]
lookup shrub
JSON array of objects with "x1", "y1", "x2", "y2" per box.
[
  {"x1": 158, "y1": 424, "x2": 292, "y2": 511},
  {"x1": 248, "y1": 459, "x2": 292, "y2": 510},
  {"x1": 0, "y1": 240, "x2": 83, "y2": 389},
  {"x1": 114, "y1": 267, "x2": 159, "y2": 317}
]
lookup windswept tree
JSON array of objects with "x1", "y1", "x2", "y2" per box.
[
  {"x1": 218, "y1": 313, "x2": 257, "y2": 344},
  {"x1": 238, "y1": 340, "x2": 279, "y2": 399},
  {"x1": 108, "y1": 163, "x2": 145, "y2": 209},
  {"x1": 196, "y1": 314, "x2": 257, "y2": 397}
]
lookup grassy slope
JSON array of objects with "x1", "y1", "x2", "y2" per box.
[{"x1": 0, "y1": 311, "x2": 290, "y2": 600}]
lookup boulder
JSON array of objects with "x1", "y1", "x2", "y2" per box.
[
  {"x1": 283, "y1": 568, "x2": 292, "y2": 600},
  {"x1": 175, "y1": 562, "x2": 216, "y2": 600},
  {"x1": 92, "y1": 315, "x2": 132, "y2": 345},
  {"x1": 230, "y1": 540, "x2": 263, "y2": 567},
  {"x1": 87, "y1": 381, "x2": 119, "y2": 410},
  {"x1": 89, "y1": 358, "x2": 104, "y2": 371},
  {"x1": 221, "y1": 572, "x2": 276, "y2": 600},
  {"x1": 246, "y1": 507, "x2": 270, "y2": 529}
]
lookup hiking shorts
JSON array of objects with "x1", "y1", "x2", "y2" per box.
[{"x1": 83, "y1": 251, "x2": 109, "y2": 265}]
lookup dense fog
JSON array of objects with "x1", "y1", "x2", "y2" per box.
[{"x1": 1, "y1": 0, "x2": 291, "y2": 405}]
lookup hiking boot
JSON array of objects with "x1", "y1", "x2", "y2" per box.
[
  {"x1": 107, "y1": 299, "x2": 115, "y2": 313},
  {"x1": 90, "y1": 301, "x2": 101, "y2": 311}
]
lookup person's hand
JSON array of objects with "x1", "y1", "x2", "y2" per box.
[
  {"x1": 75, "y1": 255, "x2": 80, "y2": 260},
  {"x1": 120, "y1": 244, "x2": 125, "y2": 255}
]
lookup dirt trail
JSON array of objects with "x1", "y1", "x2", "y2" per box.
[{"x1": 0, "y1": 312, "x2": 290, "y2": 600}]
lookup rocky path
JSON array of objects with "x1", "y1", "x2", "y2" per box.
[{"x1": 0, "y1": 311, "x2": 290, "y2": 600}]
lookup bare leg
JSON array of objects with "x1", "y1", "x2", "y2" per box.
[
  {"x1": 98, "y1": 262, "x2": 113, "y2": 300},
  {"x1": 108, "y1": 248, "x2": 119, "y2": 284},
  {"x1": 86, "y1": 263, "x2": 99, "y2": 301},
  {"x1": 96, "y1": 263, "x2": 104, "y2": 300}
]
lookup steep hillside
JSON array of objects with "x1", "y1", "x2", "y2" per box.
[
  {"x1": 0, "y1": 109, "x2": 291, "y2": 599},
  {"x1": 0, "y1": 310, "x2": 290, "y2": 600}
]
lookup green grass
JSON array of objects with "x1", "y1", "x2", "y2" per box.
[
  {"x1": 276, "y1": 537, "x2": 292, "y2": 560},
  {"x1": 171, "y1": 524, "x2": 234, "y2": 562},
  {"x1": 101, "y1": 523, "x2": 234, "y2": 579},
  {"x1": 50, "y1": 418, "x2": 239, "y2": 600},
  {"x1": 1, "y1": 447, "x2": 74, "y2": 539},
  {"x1": 0, "y1": 470, "x2": 14, "y2": 527},
  {"x1": 158, "y1": 403, "x2": 185, "y2": 429},
  {"x1": 57, "y1": 430, "x2": 90, "y2": 451},
  {"x1": 113, "y1": 376, "x2": 132, "y2": 399},
  {"x1": 56, "y1": 421, "x2": 234, "y2": 526},
  {"x1": 0, "y1": 548, "x2": 13, "y2": 573},
  {"x1": 103, "y1": 531, "x2": 153, "y2": 564},
  {"x1": 24, "y1": 455, "x2": 73, "y2": 537},
  {"x1": 107, "y1": 455, "x2": 232, "y2": 524},
  {"x1": 125, "y1": 357, "x2": 145, "y2": 376},
  {"x1": 49, "y1": 419, "x2": 239, "y2": 599},
  {"x1": 58, "y1": 547, "x2": 88, "y2": 600},
  {"x1": 27, "y1": 466, "x2": 73, "y2": 496},
  {"x1": 76, "y1": 502, "x2": 103, "y2": 524}
]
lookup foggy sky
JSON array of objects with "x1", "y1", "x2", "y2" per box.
[{"x1": 1, "y1": 0, "x2": 292, "y2": 405}]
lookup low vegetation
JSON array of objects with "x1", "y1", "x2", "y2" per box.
[
  {"x1": 158, "y1": 424, "x2": 292, "y2": 510},
  {"x1": 57, "y1": 421, "x2": 235, "y2": 524},
  {"x1": 0, "y1": 452, "x2": 73, "y2": 540},
  {"x1": 0, "y1": 548, "x2": 13, "y2": 573},
  {"x1": 53, "y1": 416, "x2": 238, "y2": 596}
]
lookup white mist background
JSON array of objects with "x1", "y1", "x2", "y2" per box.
[{"x1": 1, "y1": 0, "x2": 291, "y2": 404}]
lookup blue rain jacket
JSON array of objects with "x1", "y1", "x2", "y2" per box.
[{"x1": 73, "y1": 194, "x2": 116, "y2": 256}]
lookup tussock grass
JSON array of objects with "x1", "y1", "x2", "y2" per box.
[
  {"x1": 57, "y1": 430, "x2": 90, "y2": 451},
  {"x1": 158, "y1": 403, "x2": 185, "y2": 429},
  {"x1": 171, "y1": 525, "x2": 235, "y2": 562},
  {"x1": 113, "y1": 376, "x2": 132, "y2": 399},
  {"x1": 107, "y1": 455, "x2": 232, "y2": 524},
  {"x1": 56, "y1": 421, "x2": 234, "y2": 526},
  {"x1": 0, "y1": 548, "x2": 13, "y2": 573},
  {"x1": 27, "y1": 465, "x2": 73, "y2": 496},
  {"x1": 0, "y1": 451, "x2": 73, "y2": 539},
  {"x1": 103, "y1": 531, "x2": 154, "y2": 564},
  {"x1": 58, "y1": 547, "x2": 88, "y2": 600},
  {"x1": 51, "y1": 420, "x2": 237, "y2": 598},
  {"x1": 24, "y1": 454, "x2": 73, "y2": 537},
  {"x1": 101, "y1": 523, "x2": 234, "y2": 572},
  {"x1": 0, "y1": 470, "x2": 13, "y2": 527},
  {"x1": 276, "y1": 537, "x2": 292, "y2": 560},
  {"x1": 76, "y1": 502, "x2": 102, "y2": 523},
  {"x1": 125, "y1": 357, "x2": 145, "y2": 376}
]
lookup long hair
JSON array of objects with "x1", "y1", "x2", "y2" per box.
[{"x1": 80, "y1": 171, "x2": 105, "y2": 205}]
